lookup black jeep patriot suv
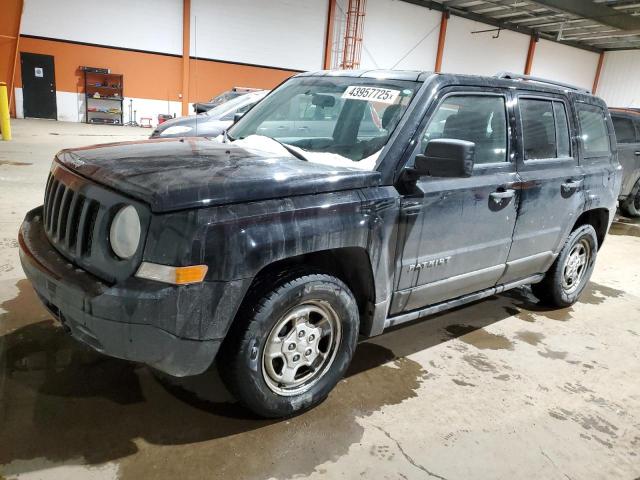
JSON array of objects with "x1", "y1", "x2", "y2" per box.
[{"x1": 19, "y1": 70, "x2": 621, "y2": 417}]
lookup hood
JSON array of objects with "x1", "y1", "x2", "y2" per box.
[{"x1": 55, "y1": 137, "x2": 381, "y2": 212}]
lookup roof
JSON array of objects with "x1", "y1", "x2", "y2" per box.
[
  {"x1": 296, "y1": 69, "x2": 431, "y2": 81},
  {"x1": 609, "y1": 107, "x2": 640, "y2": 115},
  {"x1": 405, "y1": 0, "x2": 640, "y2": 52},
  {"x1": 299, "y1": 69, "x2": 594, "y2": 96}
]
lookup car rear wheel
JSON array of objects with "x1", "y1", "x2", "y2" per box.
[
  {"x1": 532, "y1": 224, "x2": 598, "y2": 308},
  {"x1": 620, "y1": 187, "x2": 640, "y2": 218},
  {"x1": 218, "y1": 272, "x2": 359, "y2": 418}
]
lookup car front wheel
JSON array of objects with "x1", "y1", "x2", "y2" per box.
[{"x1": 218, "y1": 272, "x2": 359, "y2": 418}]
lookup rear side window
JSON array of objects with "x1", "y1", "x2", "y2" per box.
[
  {"x1": 577, "y1": 104, "x2": 610, "y2": 156},
  {"x1": 520, "y1": 98, "x2": 571, "y2": 160},
  {"x1": 612, "y1": 115, "x2": 637, "y2": 143}
]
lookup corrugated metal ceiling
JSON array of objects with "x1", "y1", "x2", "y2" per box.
[{"x1": 408, "y1": 0, "x2": 640, "y2": 52}]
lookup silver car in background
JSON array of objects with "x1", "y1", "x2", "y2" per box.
[{"x1": 150, "y1": 90, "x2": 269, "y2": 139}]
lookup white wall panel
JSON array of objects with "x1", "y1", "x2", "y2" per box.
[
  {"x1": 441, "y1": 16, "x2": 529, "y2": 76},
  {"x1": 596, "y1": 50, "x2": 640, "y2": 108},
  {"x1": 21, "y1": 0, "x2": 183, "y2": 55},
  {"x1": 190, "y1": 0, "x2": 328, "y2": 71},
  {"x1": 531, "y1": 39, "x2": 599, "y2": 92},
  {"x1": 14, "y1": 88, "x2": 23, "y2": 119},
  {"x1": 359, "y1": 0, "x2": 440, "y2": 70}
]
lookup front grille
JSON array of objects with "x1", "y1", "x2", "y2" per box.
[
  {"x1": 43, "y1": 175, "x2": 100, "y2": 258},
  {"x1": 42, "y1": 163, "x2": 150, "y2": 283}
]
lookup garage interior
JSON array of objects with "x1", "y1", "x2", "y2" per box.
[{"x1": 1, "y1": 1, "x2": 640, "y2": 479}]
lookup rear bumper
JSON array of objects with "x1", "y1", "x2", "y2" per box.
[{"x1": 19, "y1": 207, "x2": 222, "y2": 376}]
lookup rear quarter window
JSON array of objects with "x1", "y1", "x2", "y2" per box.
[
  {"x1": 611, "y1": 115, "x2": 637, "y2": 144},
  {"x1": 577, "y1": 104, "x2": 611, "y2": 157}
]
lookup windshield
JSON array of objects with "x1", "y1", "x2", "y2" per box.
[
  {"x1": 205, "y1": 92, "x2": 262, "y2": 118},
  {"x1": 227, "y1": 76, "x2": 420, "y2": 170},
  {"x1": 207, "y1": 90, "x2": 242, "y2": 106}
]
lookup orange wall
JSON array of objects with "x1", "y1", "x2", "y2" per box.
[
  {"x1": 15, "y1": 37, "x2": 183, "y2": 101},
  {"x1": 14, "y1": 36, "x2": 297, "y2": 104},
  {"x1": 188, "y1": 58, "x2": 295, "y2": 103},
  {"x1": 0, "y1": 0, "x2": 23, "y2": 113}
]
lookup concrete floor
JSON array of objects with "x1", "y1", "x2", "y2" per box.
[{"x1": 1, "y1": 118, "x2": 640, "y2": 480}]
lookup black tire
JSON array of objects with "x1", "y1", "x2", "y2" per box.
[
  {"x1": 218, "y1": 272, "x2": 359, "y2": 418},
  {"x1": 620, "y1": 188, "x2": 640, "y2": 218},
  {"x1": 532, "y1": 224, "x2": 598, "y2": 308}
]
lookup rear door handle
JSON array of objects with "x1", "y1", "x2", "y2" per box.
[
  {"x1": 490, "y1": 189, "x2": 515, "y2": 201},
  {"x1": 562, "y1": 179, "x2": 584, "y2": 189},
  {"x1": 561, "y1": 178, "x2": 583, "y2": 197},
  {"x1": 634, "y1": 151, "x2": 640, "y2": 156}
]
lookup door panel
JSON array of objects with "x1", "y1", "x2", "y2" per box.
[
  {"x1": 504, "y1": 94, "x2": 582, "y2": 283},
  {"x1": 391, "y1": 89, "x2": 518, "y2": 315},
  {"x1": 504, "y1": 160, "x2": 582, "y2": 280},
  {"x1": 21, "y1": 53, "x2": 57, "y2": 120},
  {"x1": 618, "y1": 143, "x2": 640, "y2": 198},
  {"x1": 611, "y1": 114, "x2": 640, "y2": 198}
]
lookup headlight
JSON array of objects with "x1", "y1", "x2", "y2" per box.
[
  {"x1": 110, "y1": 205, "x2": 141, "y2": 259},
  {"x1": 161, "y1": 125, "x2": 193, "y2": 136}
]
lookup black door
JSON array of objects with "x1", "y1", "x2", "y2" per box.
[
  {"x1": 390, "y1": 88, "x2": 519, "y2": 314},
  {"x1": 502, "y1": 94, "x2": 583, "y2": 284},
  {"x1": 21, "y1": 52, "x2": 57, "y2": 119}
]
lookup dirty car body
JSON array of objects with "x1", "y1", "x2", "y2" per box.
[{"x1": 19, "y1": 70, "x2": 621, "y2": 415}]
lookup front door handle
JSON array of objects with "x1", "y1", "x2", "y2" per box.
[
  {"x1": 490, "y1": 189, "x2": 515, "y2": 202},
  {"x1": 634, "y1": 151, "x2": 640, "y2": 156}
]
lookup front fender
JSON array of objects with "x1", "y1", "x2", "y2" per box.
[{"x1": 143, "y1": 188, "x2": 400, "y2": 337}]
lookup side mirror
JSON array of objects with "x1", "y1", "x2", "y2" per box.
[
  {"x1": 233, "y1": 112, "x2": 245, "y2": 123},
  {"x1": 414, "y1": 139, "x2": 475, "y2": 178}
]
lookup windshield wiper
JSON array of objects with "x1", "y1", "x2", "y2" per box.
[{"x1": 269, "y1": 138, "x2": 309, "y2": 162}]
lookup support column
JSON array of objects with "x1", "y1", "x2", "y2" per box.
[
  {"x1": 592, "y1": 51, "x2": 605, "y2": 95},
  {"x1": 4, "y1": 0, "x2": 24, "y2": 117},
  {"x1": 323, "y1": 0, "x2": 337, "y2": 69},
  {"x1": 524, "y1": 33, "x2": 538, "y2": 75},
  {"x1": 434, "y1": 10, "x2": 449, "y2": 73},
  {"x1": 181, "y1": 0, "x2": 191, "y2": 116}
]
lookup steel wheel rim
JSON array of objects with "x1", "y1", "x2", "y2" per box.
[
  {"x1": 562, "y1": 238, "x2": 591, "y2": 294},
  {"x1": 261, "y1": 300, "x2": 342, "y2": 396}
]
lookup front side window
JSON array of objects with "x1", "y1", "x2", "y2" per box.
[
  {"x1": 577, "y1": 104, "x2": 610, "y2": 156},
  {"x1": 227, "y1": 76, "x2": 420, "y2": 170},
  {"x1": 520, "y1": 98, "x2": 571, "y2": 160},
  {"x1": 420, "y1": 95, "x2": 507, "y2": 164},
  {"x1": 612, "y1": 115, "x2": 637, "y2": 144}
]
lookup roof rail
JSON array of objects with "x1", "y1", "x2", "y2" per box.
[{"x1": 494, "y1": 71, "x2": 590, "y2": 94}]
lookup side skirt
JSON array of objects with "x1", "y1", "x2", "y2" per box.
[{"x1": 383, "y1": 274, "x2": 544, "y2": 330}]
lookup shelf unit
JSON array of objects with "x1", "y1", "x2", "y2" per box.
[{"x1": 83, "y1": 71, "x2": 124, "y2": 125}]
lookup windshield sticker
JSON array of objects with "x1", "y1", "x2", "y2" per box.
[{"x1": 341, "y1": 86, "x2": 400, "y2": 105}]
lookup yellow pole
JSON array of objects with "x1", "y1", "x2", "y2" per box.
[{"x1": 0, "y1": 82, "x2": 11, "y2": 141}]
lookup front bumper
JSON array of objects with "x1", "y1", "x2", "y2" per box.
[{"x1": 18, "y1": 207, "x2": 223, "y2": 376}]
